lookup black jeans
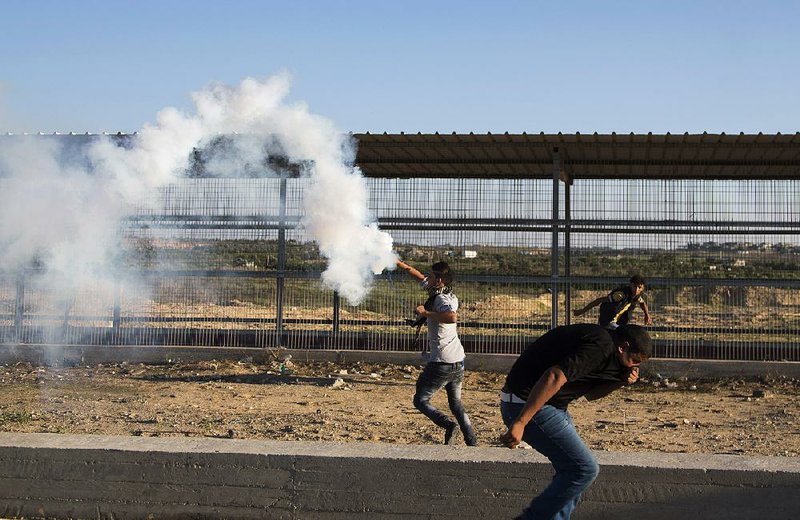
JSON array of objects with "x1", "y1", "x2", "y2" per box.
[{"x1": 413, "y1": 361, "x2": 477, "y2": 445}]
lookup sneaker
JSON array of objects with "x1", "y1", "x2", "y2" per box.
[
  {"x1": 465, "y1": 437, "x2": 479, "y2": 447},
  {"x1": 444, "y1": 423, "x2": 458, "y2": 445}
]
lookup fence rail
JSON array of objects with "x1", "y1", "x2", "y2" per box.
[{"x1": 1, "y1": 175, "x2": 799, "y2": 361}]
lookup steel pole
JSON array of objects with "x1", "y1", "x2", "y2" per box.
[{"x1": 551, "y1": 148, "x2": 560, "y2": 329}]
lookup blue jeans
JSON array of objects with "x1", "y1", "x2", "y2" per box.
[
  {"x1": 413, "y1": 361, "x2": 478, "y2": 445},
  {"x1": 500, "y1": 402, "x2": 599, "y2": 520}
]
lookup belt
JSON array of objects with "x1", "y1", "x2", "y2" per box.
[
  {"x1": 431, "y1": 360, "x2": 464, "y2": 367},
  {"x1": 500, "y1": 391, "x2": 527, "y2": 404}
]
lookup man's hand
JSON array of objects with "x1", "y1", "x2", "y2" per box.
[
  {"x1": 499, "y1": 422, "x2": 525, "y2": 449},
  {"x1": 415, "y1": 305, "x2": 427, "y2": 317},
  {"x1": 626, "y1": 366, "x2": 640, "y2": 385},
  {"x1": 644, "y1": 315, "x2": 653, "y2": 326}
]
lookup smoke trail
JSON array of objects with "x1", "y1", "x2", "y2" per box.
[
  {"x1": 0, "y1": 73, "x2": 396, "y2": 306},
  {"x1": 303, "y1": 164, "x2": 397, "y2": 303}
]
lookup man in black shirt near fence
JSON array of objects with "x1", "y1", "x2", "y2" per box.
[
  {"x1": 499, "y1": 323, "x2": 652, "y2": 520},
  {"x1": 573, "y1": 274, "x2": 652, "y2": 330}
]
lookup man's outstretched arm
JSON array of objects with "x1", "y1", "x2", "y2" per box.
[
  {"x1": 574, "y1": 297, "x2": 605, "y2": 317},
  {"x1": 397, "y1": 260, "x2": 426, "y2": 282},
  {"x1": 639, "y1": 300, "x2": 653, "y2": 325}
]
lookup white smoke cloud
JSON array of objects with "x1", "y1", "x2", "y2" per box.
[
  {"x1": 303, "y1": 165, "x2": 397, "y2": 303},
  {"x1": 0, "y1": 73, "x2": 396, "y2": 306}
]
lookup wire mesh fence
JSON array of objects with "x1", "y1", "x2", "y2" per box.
[
  {"x1": 563, "y1": 178, "x2": 800, "y2": 360},
  {"x1": 1, "y1": 176, "x2": 799, "y2": 360}
]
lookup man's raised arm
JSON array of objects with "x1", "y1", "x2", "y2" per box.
[{"x1": 397, "y1": 260, "x2": 426, "y2": 282}]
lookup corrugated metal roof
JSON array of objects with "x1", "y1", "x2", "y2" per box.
[
  {"x1": 4, "y1": 132, "x2": 800, "y2": 180},
  {"x1": 353, "y1": 132, "x2": 800, "y2": 180}
]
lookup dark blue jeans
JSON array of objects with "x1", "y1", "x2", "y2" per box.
[
  {"x1": 500, "y1": 402, "x2": 599, "y2": 520},
  {"x1": 413, "y1": 361, "x2": 477, "y2": 445}
]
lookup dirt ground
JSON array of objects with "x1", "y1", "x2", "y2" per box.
[{"x1": 0, "y1": 358, "x2": 798, "y2": 457}]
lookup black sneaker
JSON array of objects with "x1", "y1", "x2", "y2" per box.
[
  {"x1": 444, "y1": 423, "x2": 458, "y2": 445},
  {"x1": 465, "y1": 437, "x2": 479, "y2": 447}
]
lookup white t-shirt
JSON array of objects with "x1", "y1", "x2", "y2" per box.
[{"x1": 424, "y1": 291, "x2": 465, "y2": 363}]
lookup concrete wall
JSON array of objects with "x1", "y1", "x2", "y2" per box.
[
  {"x1": 1, "y1": 433, "x2": 798, "y2": 520},
  {"x1": 2, "y1": 344, "x2": 800, "y2": 379}
]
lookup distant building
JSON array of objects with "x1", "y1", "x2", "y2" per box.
[
  {"x1": 520, "y1": 248, "x2": 548, "y2": 256},
  {"x1": 462, "y1": 250, "x2": 477, "y2": 259}
]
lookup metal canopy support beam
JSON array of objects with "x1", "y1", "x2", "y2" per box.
[
  {"x1": 14, "y1": 272, "x2": 24, "y2": 341},
  {"x1": 551, "y1": 148, "x2": 561, "y2": 329},
  {"x1": 564, "y1": 179, "x2": 572, "y2": 325},
  {"x1": 275, "y1": 176, "x2": 287, "y2": 346},
  {"x1": 112, "y1": 280, "x2": 121, "y2": 330},
  {"x1": 332, "y1": 292, "x2": 341, "y2": 334}
]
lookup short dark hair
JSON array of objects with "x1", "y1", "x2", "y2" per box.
[
  {"x1": 629, "y1": 274, "x2": 646, "y2": 286},
  {"x1": 431, "y1": 261, "x2": 454, "y2": 285},
  {"x1": 614, "y1": 324, "x2": 653, "y2": 358}
]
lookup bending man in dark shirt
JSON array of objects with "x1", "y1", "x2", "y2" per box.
[{"x1": 499, "y1": 323, "x2": 652, "y2": 520}]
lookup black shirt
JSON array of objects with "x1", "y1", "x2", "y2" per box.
[
  {"x1": 598, "y1": 286, "x2": 642, "y2": 328},
  {"x1": 503, "y1": 324, "x2": 629, "y2": 409}
]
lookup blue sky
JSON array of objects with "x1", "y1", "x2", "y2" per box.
[{"x1": 1, "y1": 0, "x2": 798, "y2": 134}]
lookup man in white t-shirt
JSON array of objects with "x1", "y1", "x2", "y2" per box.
[{"x1": 396, "y1": 259, "x2": 478, "y2": 446}]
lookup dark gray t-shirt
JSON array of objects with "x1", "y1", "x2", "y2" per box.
[{"x1": 504, "y1": 324, "x2": 628, "y2": 409}]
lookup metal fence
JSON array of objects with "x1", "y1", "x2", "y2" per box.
[{"x1": 1, "y1": 175, "x2": 799, "y2": 360}]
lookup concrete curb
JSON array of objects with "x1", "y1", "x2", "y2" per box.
[{"x1": 1, "y1": 433, "x2": 799, "y2": 519}]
